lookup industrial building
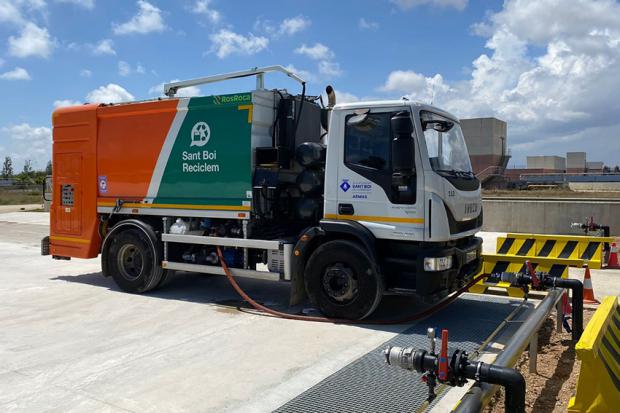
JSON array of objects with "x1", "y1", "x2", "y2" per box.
[
  {"x1": 460, "y1": 117, "x2": 613, "y2": 188},
  {"x1": 526, "y1": 155, "x2": 566, "y2": 171},
  {"x1": 460, "y1": 117, "x2": 510, "y2": 186},
  {"x1": 567, "y1": 152, "x2": 587, "y2": 172}
]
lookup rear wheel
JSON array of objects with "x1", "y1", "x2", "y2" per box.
[
  {"x1": 103, "y1": 226, "x2": 166, "y2": 293},
  {"x1": 305, "y1": 240, "x2": 383, "y2": 320}
]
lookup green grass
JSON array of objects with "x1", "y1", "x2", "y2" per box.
[{"x1": 0, "y1": 189, "x2": 43, "y2": 205}]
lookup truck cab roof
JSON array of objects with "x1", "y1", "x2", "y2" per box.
[{"x1": 333, "y1": 99, "x2": 460, "y2": 123}]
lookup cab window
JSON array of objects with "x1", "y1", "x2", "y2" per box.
[{"x1": 344, "y1": 113, "x2": 391, "y2": 171}]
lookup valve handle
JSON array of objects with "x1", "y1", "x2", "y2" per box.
[
  {"x1": 526, "y1": 260, "x2": 541, "y2": 288},
  {"x1": 438, "y1": 329, "x2": 449, "y2": 381}
]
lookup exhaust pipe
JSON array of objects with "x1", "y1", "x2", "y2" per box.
[{"x1": 326, "y1": 85, "x2": 336, "y2": 108}]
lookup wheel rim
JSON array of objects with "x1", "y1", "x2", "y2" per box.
[
  {"x1": 322, "y1": 263, "x2": 358, "y2": 304},
  {"x1": 117, "y1": 243, "x2": 144, "y2": 281}
]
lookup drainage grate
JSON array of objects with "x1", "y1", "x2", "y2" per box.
[{"x1": 275, "y1": 295, "x2": 517, "y2": 413}]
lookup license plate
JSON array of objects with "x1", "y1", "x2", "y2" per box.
[{"x1": 465, "y1": 250, "x2": 477, "y2": 263}]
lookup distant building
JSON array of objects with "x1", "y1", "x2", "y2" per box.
[
  {"x1": 567, "y1": 152, "x2": 586, "y2": 173},
  {"x1": 0, "y1": 178, "x2": 16, "y2": 186},
  {"x1": 586, "y1": 161, "x2": 604, "y2": 172},
  {"x1": 526, "y1": 155, "x2": 566, "y2": 171},
  {"x1": 460, "y1": 117, "x2": 509, "y2": 187}
]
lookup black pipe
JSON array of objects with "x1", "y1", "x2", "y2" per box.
[
  {"x1": 518, "y1": 274, "x2": 583, "y2": 341},
  {"x1": 463, "y1": 363, "x2": 525, "y2": 413},
  {"x1": 553, "y1": 278, "x2": 583, "y2": 341},
  {"x1": 385, "y1": 347, "x2": 526, "y2": 413},
  {"x1": 454, "y1": 288, "x2": 562, "y2": 413}
]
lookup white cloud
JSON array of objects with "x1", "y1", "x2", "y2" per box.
[
  {"x1": 118, "y1": 61, "x2": 131, "y2": 76},
  {"x1": 80, "y1": 68, "x2": 92, "y2": 77},
  {"x1": 191, "y1": 0, "x2": 220, "y2": 23},
  {"x1": 391, "y1": 0, "x2": 468, "y2": 10},
  {"x1": 333, "y1": 90, "x2": 360, "y2": 104},
  {"x1": 0, "y1": 123, "x2": 52, "y2": 169},
  {"x1": 381, "y1": 70, "x2": 450, "y2": 102},
  {"x1": 148, "y1": 79, "x2": 201, "y2": 97},
  {"x1": 113, "y1": 0, "x2": 165, "y2": 35},
  {"x1": 4, "y1": 123, "x2": 50, "y2": 141},
  {"x1": 53, "y1": 99, "x2": 81, "y2": 108},
  {"x1": 318, "y1": 61, "x2": 342, "y2": 78},
  {"x1": 295, "y1": 43, "x2": 341, "y2": 79},
  {"x1": 209, "y1": 29, "x2": 268, "y2": 59},
  {"x1": 254, "y1": 15, "x2": 310, "y2": 38},
  {"x1": 0, "y1": 67, "x2": 31, "y2": 80},
  {"x1": 294, "y1": 43, "x2": 333, "y2": 60},
  {"x1": 118, "y1": 61, "x2": 145, "y2": 76},
  {"x1": 86, "y1": 83, "x2": 134, "y2": 103},
  {"x1": 0, "y1": 1, "x2": 25, "y2": 25},
  {"x1": 0, "y1": 0, "x2": 47, "y2": 26},
  {"x1": 280, "y1": 16, "x2": 310, "y2": 36},
  {"x1": 92, "y1": 38, "x2": 116, "y2": 55},
  {"x1": 55, "y1": 0, "x2": 95, "y2": 8},
  {"x1": 359, "y1": 18, "x2": 379, "y2": 30},
  {"x1": 8, "y1": 22, "x2": 55, "y2": 58},
  {"x1": 382, "y1": 0, "x2": 620, "y2": 164},
  {"x1": 284, "y1": 64, "x2": 316, "y2": 83}
]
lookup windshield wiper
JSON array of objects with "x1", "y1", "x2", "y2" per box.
[{"x1": 436, "y1": 169, "x2": 475, "y2": 178}]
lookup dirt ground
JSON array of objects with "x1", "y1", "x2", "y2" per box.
[{"x1": 486, "y1": 308, "x2": 595, "y2": 413}]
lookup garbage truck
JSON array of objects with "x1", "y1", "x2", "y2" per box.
[{"x1": 42, "y1": 65, "x2": 482, "y2": 319}]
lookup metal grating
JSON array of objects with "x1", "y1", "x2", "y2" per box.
[{"x1": 275, "y1": 295, "x2": 517, "y2": 413}]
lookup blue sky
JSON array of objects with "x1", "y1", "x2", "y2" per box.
[{"x1": 1, "y1": 0, "x2": 620, "y2": 170}]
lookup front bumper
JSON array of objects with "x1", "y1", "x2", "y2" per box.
[{"x1": 384, "y1": 236, "x2": 483, "y2": 298}]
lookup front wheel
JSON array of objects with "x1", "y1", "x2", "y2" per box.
[{"x1": 304, "y1": 240, "x2": 384, "y2": 320}]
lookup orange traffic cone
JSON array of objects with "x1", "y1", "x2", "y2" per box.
[
  {"x1": 562, "y1": 291, "x2": 572, "y2": 314},
  {"x1": 607, "y1": 242, "x2": 620, "y2": 269},
  {"x1": 582, "y1": 265, "x2": 599, "y2": 304}
]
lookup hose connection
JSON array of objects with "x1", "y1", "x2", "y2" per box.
[{"x1": 385, "y1": 328, "x2": 526, "y2": 413}]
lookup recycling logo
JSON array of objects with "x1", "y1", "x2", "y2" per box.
[{"x1": 190, "y1": 122, "x2": 211, "y2": 147}]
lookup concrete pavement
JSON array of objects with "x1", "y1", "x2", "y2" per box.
[
  {"x1": 0, "y1": 212, "x2": 410, "y2": 413},
  {"x1": 1, "y1": 211, "x2": 617, "y2": 412}
]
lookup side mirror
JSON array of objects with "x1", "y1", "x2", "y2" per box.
[
  {"x1": 42, "y1": 175, "x2": 52, "y2": 202},
  {"x1": 391, "y1": 111, "x2": 415, "y2": 173}
]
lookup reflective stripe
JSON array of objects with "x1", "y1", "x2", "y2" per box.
[
  {"x1": 50, "y1": 235, "x2": 90, "y2": 244},
  {"x1": 323, "y1": 213, "x2": 424, "y2": 224},
  {"x1": 146, "y1": 98, "x2": 189, "y2": 200},
  {"x1": 97, "y1": 201, "x2": 250, "y2": 211}
]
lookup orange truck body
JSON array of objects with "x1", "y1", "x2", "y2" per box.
[{"x1": 50, "y1": 93, "x2": 256, "y2": 259}]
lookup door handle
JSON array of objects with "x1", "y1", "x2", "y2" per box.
[{"x1": 338, "y1": 203, "x2": 354, "y2": 215}]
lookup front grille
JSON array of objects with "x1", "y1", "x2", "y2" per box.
[{"x1": 445, "y1": 203, "x2": 483, "y2": 234}]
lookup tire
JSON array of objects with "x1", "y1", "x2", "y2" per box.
[
  {"x1": 304, "y1": 240, "x2": 384, "y2": 320},
  {"x1": 102, "y1": 225, "x2": 165, "y2": 293}
]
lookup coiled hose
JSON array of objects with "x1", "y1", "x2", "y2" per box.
[{"x1": 215, "y1": 247, "x2": 488, "y2": 325}]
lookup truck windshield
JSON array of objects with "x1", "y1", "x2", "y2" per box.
[{"x1": 420, "y1": 111, "x2": 473, "y2": 175}]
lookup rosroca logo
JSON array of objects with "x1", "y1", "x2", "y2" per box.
[{"x1": 190, "y1": 122, "x2": 210, "y2": 147}]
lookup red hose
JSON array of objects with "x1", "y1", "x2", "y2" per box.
[{"x1": 216, "y1": 247, "x2": 488, "y2": 325}]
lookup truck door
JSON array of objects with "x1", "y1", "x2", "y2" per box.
[
  {"x1": 330, "y1": 107, "x2": 425, "y2": 240},
  {"x1": 54, "y1": 152, "x2": 82, "y2": 235}
]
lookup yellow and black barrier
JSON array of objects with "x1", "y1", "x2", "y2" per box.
[
  {"x1": 568, "y1": 296, "x2": 620, "y2": 412},
  {"x1": 469, "y1": 254, "x2": 583, "y2": 297},
  {"x1": 495, "y1": 233, "x2": 613, "y2": 269}
]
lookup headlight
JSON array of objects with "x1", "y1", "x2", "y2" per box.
[{"x1": 424, "y1": 256, "x2": 453, "y2": 272}]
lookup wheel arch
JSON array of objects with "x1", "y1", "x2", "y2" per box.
[
  {"x1": 101, "y1": 218, "x2": 161, "y2": 277},
  {"x1": 288, "y1": 219, "x2": 379, "y2": 306}
]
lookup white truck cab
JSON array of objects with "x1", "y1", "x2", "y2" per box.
[{"x1": 313, "y1": 98, "x2": 482, "y2": 308}]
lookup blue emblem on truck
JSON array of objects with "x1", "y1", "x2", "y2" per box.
[{"x1": 340, "y1": 179, "x2": 350, "y2": 192}]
